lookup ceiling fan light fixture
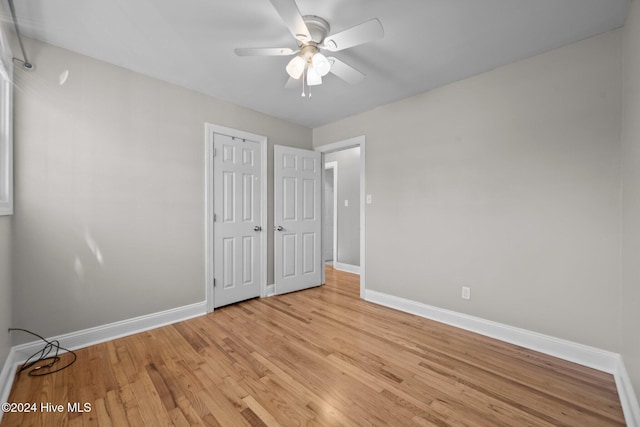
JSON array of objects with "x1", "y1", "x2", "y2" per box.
[
  {"x1": 312, "y1": 52, "x2": 331, "y2": 76},
  {"x1": 235, "y1": 3, "x2": 384, "y2": 90},
  {"x1": 286, "y1": 55, "x2": 306, "y2": 79},
  {"x1": 307, "y1": 67, "x2": 322, "y2": 86}
]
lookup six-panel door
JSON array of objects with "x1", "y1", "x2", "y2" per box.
[
  {"x1": 213, "y1": 134, "x2": 262, "y2": 307},
  {"x1": 274, "y1": 145, "x2": 322, "y2": 295}
]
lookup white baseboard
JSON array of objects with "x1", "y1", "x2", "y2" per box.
[
  {"x1": 615, "y1": 356, "x2": 640, "y2": 427},
  {"x1": 364, "y1": 289, "x2": 639, "y2": 427},
  {"x1": 0, "y1": 348, "x2": 18, "y2": 414},
  {"x1": 0, "y1": 301, "x2": 206, "y2": 418},
  {"x1": 334, "y1": 262, "x2": 360, "y2": 275}
]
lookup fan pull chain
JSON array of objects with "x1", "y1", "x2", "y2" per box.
[{"x1": 301, "y1": 71, "x2": 306, "y2": 97}]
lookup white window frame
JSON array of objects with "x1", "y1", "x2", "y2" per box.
[{"x1": 0, "y1": 27, "x2": 13, "y2": 216}]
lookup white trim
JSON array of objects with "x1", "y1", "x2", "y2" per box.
[
  {"x1": 204, "y1": 123, "x2": 267, "y2": 312},
  {"x1": 615, "y1": 357, "x2": 640, "y2": 427},
  {"x1": 0, "y1": 348, "x2": 17, "y2": 416},
  {"x1": 0, "y1": 46, "x2": 13, "y2": 216},
  {"x1": 317, "y1": 136, "x2": 364, "y2": 153},
  {"x1": 13, "y1": 302, "x2": 206, "y2": 361},
  {"x1": 359, "y1": 141, "x2": 365, "y2": 299},
  {"x1": 205, "y1": 129, "x2": 214, "y2": 313},
  {"x1": 0, "y1": 301, "x2": 206, "y2": 420},
  {"x1": 259, "y1": 138, "x2": 268, "y2": 298},
  {"x1": 365, "y1": 290, "x2": 618, "y2": 371},
  {"x1": 334, "y1": 262, "x2": 361, "y2": 275},
  {"x1": 324, "y1": 161, "x2": 338, "y2": 268},
  {"x1": 315, "y1": 136, "x2": 366, "y2": 298},
  {"x1": 365, "y1": 289, "x2": 640, "y2": 426}
]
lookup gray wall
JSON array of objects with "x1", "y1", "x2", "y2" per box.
[
  {"x1": 622, "y1": 0, "x2": 640, "y2": 399},
  {"x1": 10, "y1": 38, "x2": 311, "y2": 341},
  {"x1": 0, "y1": 7, "x2": 12, "y2": 370},
  {"x1": 314, "y1": 30, "x2": 622, "y2": 351},
  {"x1": 0, "y1": 216, "x2": 11, "y2": 368},
  {"x1": 325, "y1": 147, "x2": 360, "y2": 266}
]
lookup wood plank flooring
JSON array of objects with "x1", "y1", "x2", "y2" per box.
[{"x1": 2, "y1": 267, "x2": 626, "y2": 426}]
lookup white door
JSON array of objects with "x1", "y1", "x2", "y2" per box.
[
  {"x1": 274, "y1": 145, "x2": 322, "y2": 294},
  {"x1": 213, "y1": 133, "x2": 262, "y2": 307}
]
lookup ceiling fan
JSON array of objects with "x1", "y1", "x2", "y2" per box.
[{"x1": 234, "y1": 0, "x2": 384, "y2": 93}]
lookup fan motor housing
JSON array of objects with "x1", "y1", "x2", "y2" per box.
[{"x1": 302, "y1": 15, "x2": 330, "y2": 44}]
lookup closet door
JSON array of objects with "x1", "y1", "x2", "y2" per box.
[{"x1": 213, "y1": 133, "x2": 262, "y2": 307}]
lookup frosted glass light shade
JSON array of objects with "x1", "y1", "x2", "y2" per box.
[
  {"x1": 312, "y1": 52, "x2": 331, "y2": 76},
  {"x1": 286, "y1": 55, "x2": 306, "y2": 79},
  {"x1": 307, "y1": 67, "x2": 322, "y2": 86}
]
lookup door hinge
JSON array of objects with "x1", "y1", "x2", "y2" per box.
[
  {"x1": 213, "y1": 213, "x2": 217, "y2": 222},
  {"x1": 213, "y1": 148, "x2": 217, "y2": 157},
  {"x1": 213, "y1": 278, "x2": 216, "y2": 287}
]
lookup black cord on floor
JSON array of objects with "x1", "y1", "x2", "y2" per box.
[{"x1": 8, "y1": 328, "x2": 77, "y2": 376}]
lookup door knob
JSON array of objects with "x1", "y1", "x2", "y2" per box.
[
  {"x1": 274, "y1": 226, "x2": 284, "y2": 231},
  {"x1": 254, "y1": 225, "x2": 262, "y2": 231}
]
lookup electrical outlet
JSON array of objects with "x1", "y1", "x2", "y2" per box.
[
  {"x1": 366, "y1": 194, "x2": 372, "y2": 204},
  {"x1": 461, "y1": 286, "x2": 471, "y2": 300}
]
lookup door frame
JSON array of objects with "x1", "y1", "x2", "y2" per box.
[
  {"x1": 315, "y1": 135, "x2": 366, "y2": 299},
  {"x1": 205, "y1": 123, "x2": 268, "y2": 313},
  {"x1": 324, "y1": 161, "x2": 338, "y2": 268}
]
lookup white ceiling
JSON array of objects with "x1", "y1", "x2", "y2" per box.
[{"x1": 8, "y1": 0, "x2": 629, "y2": 128}]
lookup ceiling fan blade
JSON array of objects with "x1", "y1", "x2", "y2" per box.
[
  {"x1": 322, "y1": 18, "x2": 384, "y2": 52},
  {"x1": 234, "y1": 47, "x2": 297, "y2": 56},
  {"x1": 269, "y1": 0, "x2": 312, "y2": 42},
  {"x1": 327, "y1": 57, "x2": 365, "y2": 84}
]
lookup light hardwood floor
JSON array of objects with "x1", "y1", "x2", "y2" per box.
[{"x1": 2, "y1": 267, "x2": 626, "y2": 426}]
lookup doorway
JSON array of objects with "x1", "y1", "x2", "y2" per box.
[{"x1": 316, "y1": 136, "x2": 366, "y2": 298}]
